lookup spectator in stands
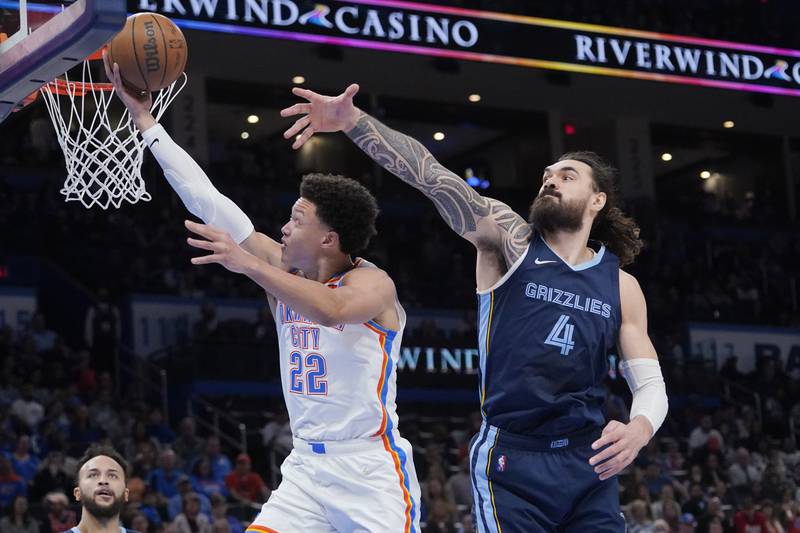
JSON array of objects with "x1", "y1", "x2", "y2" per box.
[
  {"x1": 683, "y1": 483, "x2": 708, "y2": 518},
  {"x1": 0, "y1": 455, "x2": 26, "y2": 512},
  {"x1": 171, "y1": 492, "x2": 211, "y2": 533},
  {"x1": 446, "y1": 455, "x2": 472, "y2": 510},
  {"x1": 662, "y1": 500, "x2": 682, "y2": 531},
  {"x1": 260, "y1": 410, "x2": 292, "y2": 465},
  {"x1": 30, "y1": 451, "x2": 71, "y2": 502},
  {"x1": 131, "y1": 441, "x2": 158, "y2": 482},
  {"x1": 761, "y1": 500, "x2": 784, "y2": 533},
  {"x1": 121, "y1": 420, "x2": 161, "y2": 461},
  {"x1": 734, "y1": 496, "x2": 766, "y2": 532},
  {"x1": 224, "y1": 454, "x2": 269, "y2": 506},
  {"x1": 173, "y1": 417, "x2": 204, "y2": 467},
  {"x1": 68, "y1": 404, "x2": 103, "y2": 456},
  {"x1": 8, "y1": 435, "x2": 39, "y2": 485},
  {"x1": 149, "y1": 449, "x2": 182, "y2": 501},
  {"x1": 10, "y1": 384, "x2": 44, "y2": 431},
  {"x1": 423, "y1": 498, "x2": 457, "y2": 533},
  {"x1": 29, "y1": 312, "x2": 57, "y2": 353},
  {"x1": 42, "y1": 491, "x2": 77, "y2": 533},
  {"x1": 83, "y1": 287, "x2": 121, "y2": 374},
  {"x1": 689, "y1": 416, "x2": 725, "y2": 458},
  {"x1": 130, "y1": 513, "x2": 150, "y2": 533},
  {"x1": 168, "y1": 475, "x2": 211, "y2": 520},
  {"x1": 0, "y1": 495, "x2": 39, "y2": 533},
  {"x1": 678, "y1": 512, "x2": 698, "y2": 533},
  {"x1": 191, "y1": 456, "x2": 228, "y2": 500},
  {"x1": 209, "y1": 493, "x2": 244, "y2": 533},
  {"x1": 728, "y1": 447, "x2": 763, "y2": 490},
  {"x1": 644, "y1": 461, "x2": 676, "y2": 499},
  {"x1": 625, "y1": 499, "x2": 654, "y2": 533},
  {"x1": 651, "y1": 484, "x2": 677, "y2": 520},
  {"x1": 205, "y1": 436, "x2": 231, "y2": 483},
  {"x1": 147, "y1": 409, "x2": 175, "y2": 445}
]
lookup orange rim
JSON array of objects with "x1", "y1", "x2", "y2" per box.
[{"x1": 42, "y1": 78, "x2": 114, "y2": 96}]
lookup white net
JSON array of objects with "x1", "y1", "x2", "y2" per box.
[{"x1": 39, "y1": 60, "x2": 186, "y2": 209}]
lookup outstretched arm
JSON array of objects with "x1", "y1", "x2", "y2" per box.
[
  {"x1": 102, "y1": 51, "x2": 282, "y2": 267},
  {"x1": 280, "y1": 85, "x2": 531, "y2": 266}
]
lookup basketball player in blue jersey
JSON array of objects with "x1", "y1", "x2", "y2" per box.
[
  {"x1": 104, "y1": 56, "x2": 420, "y2": 532},
  {"x1": 67, "y1": 445, "x2": 138, "y2": 533},
  {"x1": 282, "y1": 84, "x2": 669, "y2": 532}
]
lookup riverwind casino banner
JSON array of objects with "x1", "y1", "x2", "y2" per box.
[{"x1": 131, "y1": 0, "x2": 800, "y2": 97}]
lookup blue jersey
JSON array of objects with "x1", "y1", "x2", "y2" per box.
[{"x1": 477, "y1": 233, "x2": 621, "y2": 437}]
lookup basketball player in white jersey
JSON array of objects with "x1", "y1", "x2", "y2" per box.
[{"x1": 104, "y1": 54, "x2": 421, "y2": 533}]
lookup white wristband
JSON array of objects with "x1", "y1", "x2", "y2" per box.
[{"x1": 620, "y1": 358, "x2": 668, "y2": 436}]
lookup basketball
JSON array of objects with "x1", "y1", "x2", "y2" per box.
[{"x1": 107, "y1": 13, "x2": 187, "y2": 92}]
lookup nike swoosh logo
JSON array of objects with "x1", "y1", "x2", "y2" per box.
[
  {"x1": 534, "y1": 258, "x2": 557, "y2": 265},
  {"x1": 150, "y1": 138, "x2": 160, "y2": 147}
]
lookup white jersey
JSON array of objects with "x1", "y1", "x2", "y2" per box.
[{"x1": 274, "y1": 258, "x2": 406, "y2": 442}]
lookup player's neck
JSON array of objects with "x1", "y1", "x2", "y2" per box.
[
  {"x1": 542, "y1": 229, "x2": 593, "y2": 266},
  {"x1": 76, "y1": 513, "x2": 121, "y2": 533},
  {"x1": 303, "y1": 255, "x2": 355, "y2": 283}
]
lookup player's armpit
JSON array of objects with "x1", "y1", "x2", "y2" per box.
[
  {"x1": 346, "y1": 113, "x2": 530, "y2": 263},
  {"x1": 241, "y1": 231, "x2": 284, "y2": 268}
]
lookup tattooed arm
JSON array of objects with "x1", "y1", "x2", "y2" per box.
[{"x1": 280, "y1": 84, "x2": 531, "y2": 267}]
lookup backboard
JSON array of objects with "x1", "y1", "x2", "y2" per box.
[{"x1": 0, "y1": 0, "x2": 126, "y2": 122}]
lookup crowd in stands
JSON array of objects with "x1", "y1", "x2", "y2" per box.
[{"x1": 1, "y1": 298, "x2": 800, "y2": 532}]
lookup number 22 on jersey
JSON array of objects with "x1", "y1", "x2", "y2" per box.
[{"x1": 289, "y1": 351, "x2": 328, "y2": 395}]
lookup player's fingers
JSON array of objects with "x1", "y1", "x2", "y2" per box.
[
  {"x1": 291, "y1": 86, "x2": 319, "y2": 101},
  {"x1": 344, "y1": 83, "x2": 360, "y2": 99},
  {"x1": 595, "y1": 450, "x2": 628, "y2": 474},
  {"x1": 190, "y1": 254, "x2": 220, "y2": 265},
  {"x1": 283, "y1": 116, "x2": 310, "y2": 139},
  {"x1": 186, "y1": 237, "x2": 218, "y2": 252},
  {"x1": 102, "y1": 50, "x2": 114, "y2": 80},
  {"x1": 292, "y1": 125, "x2": 315, "y2": 150},
  {"x1": 589, "y1": 441, "x2": 624, "y2": 466},
  {"x1": 280, "y1": 103, "x2": 311, "y2": 118},
  {"x1": 184, "y1": 219, "x2": 221, "y2": 239},
  {"x1": 592, "y1": 426, "x2": 624, "y2": 450}
]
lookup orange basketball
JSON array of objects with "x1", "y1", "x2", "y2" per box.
[{"x1": 107, "y1": 13, "x2": 187, "y2": 92}]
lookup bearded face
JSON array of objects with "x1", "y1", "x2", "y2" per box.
[
  {"x1": 81, "y1": 486, "x2": 126, "y2": 519},
  {"x1": 528, "y1": 187, "x2": 590, "y2": 234}
]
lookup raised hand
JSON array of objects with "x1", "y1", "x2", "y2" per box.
[
  {"x1": 102, "y1": 49, "x2": 152, "y2": 113},
  {"x1": 280, "y1": 83, "x2": 361, "y2": 149},
  {"x1": 185, "y1": 220, "x2": 258, "y2": 275}
]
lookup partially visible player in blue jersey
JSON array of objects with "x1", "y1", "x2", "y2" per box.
[{"x1": 282, "y1": 84, "x2": 669, "y2": 532}]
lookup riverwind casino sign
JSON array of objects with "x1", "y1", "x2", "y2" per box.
[{"x1": 131, "y1": 0, "x2": 800, "y2": 97}]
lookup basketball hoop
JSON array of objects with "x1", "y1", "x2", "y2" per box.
[{"x1": 39, "y1": 51, "x2": 186, "y2": 209}]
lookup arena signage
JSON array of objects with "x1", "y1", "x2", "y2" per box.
[
  {"x1": 128, "y1": 0, "x2": 800, "y2": 97},
  {"x1": 689, "y1": 323, "x2": 800, "y2": 375}
]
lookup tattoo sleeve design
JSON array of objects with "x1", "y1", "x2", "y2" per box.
[{"x1": 347, "y1": 113, "x2": 531, "y2": 263}]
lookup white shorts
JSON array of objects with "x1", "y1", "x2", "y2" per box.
[{"x1": 246, "y1": 432, "x2": 421, "y2": 533}]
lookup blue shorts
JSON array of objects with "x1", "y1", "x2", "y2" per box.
[{"x1": 469, "y1": 423, "x2": 625, "y2": 533}]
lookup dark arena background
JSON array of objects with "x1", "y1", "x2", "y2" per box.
[{"x1": 1, "y1": 1, "x2": 800, "y2": 532}]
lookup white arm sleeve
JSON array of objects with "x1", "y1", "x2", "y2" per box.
[
  {"x1": 620, "y1": 358, "x2": 668, "y2": 436},
  {"x1": 141, "y1": 124, "x2": 254, "y2": 244}
]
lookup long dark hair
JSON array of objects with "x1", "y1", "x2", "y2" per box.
[{"x1": 558, "y1": 151, "x2": 643, "y2": 266}]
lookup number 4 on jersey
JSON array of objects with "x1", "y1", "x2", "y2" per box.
[{"x1": 545, "y1": 314, "x2": 576, "y2": 356}]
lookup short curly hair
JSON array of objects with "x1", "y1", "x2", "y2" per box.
[{"x1": 300, "y1": 173, "x2": 379, "y2": 255}]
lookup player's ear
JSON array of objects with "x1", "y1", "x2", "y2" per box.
[
  {"x1": 124, "y1": 487, "x2": 130, "y2": 502},
  {"x1": 320, "y1": 230, "x2": 339, "y2": 250},
  {"x1": 74, "y1": 486, "x2": 82, "y2": 502},
  {"x1": 592, "y1": 191, "x2": 607, "y2": 213}
]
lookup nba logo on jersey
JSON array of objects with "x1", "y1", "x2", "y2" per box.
[{"x1": 497, "y1": 455, "x2": 507, "y2": 472}]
